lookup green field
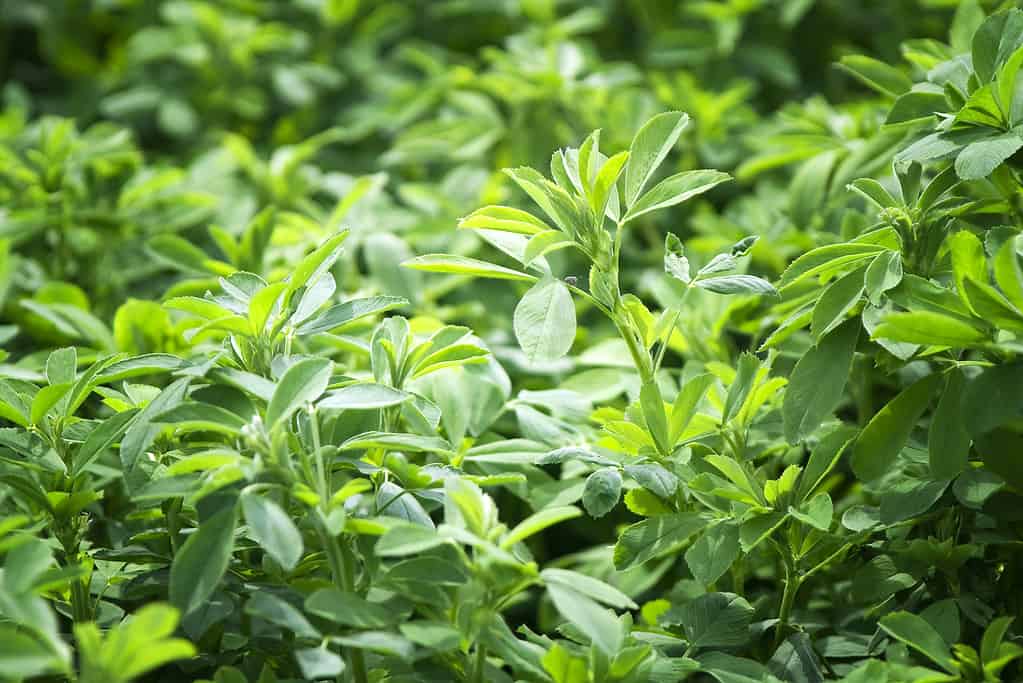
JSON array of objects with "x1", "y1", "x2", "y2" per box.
[{"x1": 1, "y1": 1, "x2": 1022, "y2": 682}]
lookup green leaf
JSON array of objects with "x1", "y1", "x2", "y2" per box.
[
  {"x1": 952, "y1": 0, "x2": 985, "y2": 54},
  {"x1": 374, "y1": 524, "x2": 445, "y2": 557},
  {"x1": 885, "y1": 89, "x2": 949, "y2": 125},
  {"x1": 3, "y1": 537, "x2": 53, "y2": 593},
  {"x1": 664, "y1": 233, "x2": 691, "y2": 283},
  {"x1": 872, "y1": 310, "x2": 987, "y2": 346},
  {"x1": 30, "y1": 383, "x2": 71, "y2": 426},
  {"x1": 546, "y1": 582, "x2": 624, "y2": 655},
  {"x1": 541, "y1": 568, "x2": 637, "y2": 609},
  {"x1": 342, "y1": 431, "x2": 453, "y2": 455},
  {"x1": 297, "y1": 296, "x2": 407, "y2": 336},
  {"x1": 674, "y1": 592, "x2": 753, "y2": 650},
  {"x1": 848, "y1": 178, "x2": 900, "y2": 209},
  {"x1": 582, "y1": 467, "x2": 622, "y2": 518},
  {"x1": 929, "y1": 369, "x2": 971, "y2": 479},
  {"x1": 949, "y1": 230, "x2": 987, "y2": 311},
  {"x1": 879, "y1": 611, "x2": 956, "y2": 673},
  {"x1": 305, "y1": 588, "x2": 397, "y2": 628},
  {"x1": 96, "y1": 604, "x2": 197, "y2": 681},
  {"x1": 797, "y1": 424, "x2": 858, "y2": 501},
  {"x1": 613, "y1": 513, "x2": 708, "y2": 569},
  {"x1": 523, "y1": 230, "x2": 576, "y2": 266},
  {"x1": 542, "y1": 643, "x2": 588, "y2": 683},
  {"x1": 981, "y1": 616, "x2": 1014, "y2": 667},
  {"x1": 501, "y1": 506, "x2": 582, "y2": 549},
  {"x1": 403, "y1": 254, "x2": 536, "y2": 282},
  {"x1": 74, "y1": 409, "x2": 138, "y2": 476},
  {"x1": 685, "y1": 524, "x2": 740, "y2": 586},
  {"x1": 148, "y1": 233, "x2": 233, "y2": 276},
  {"x1": 721, "y1": 353, "x2": 759, "y2": 424},
  {"x1": 972, "y1": 9, "x2": 1023, "y2": 83},
  {"x1": 295, "y1": 648, "x2": 345, "y2": 680},
  {"x1": 285, "y1": 232, "x2": 348, "y2": 304},
  {"x1": 265, "y1": 358, "x2": 332, "y2": 428},
  {"x1": 670, "y1": 373, "x2": 716, "y2": 444},
  {"x1": 164, "y1": 296, "x2": 234, "y2": 321},
  {"x1": 640, "y1": 379, "x2": 671, "y2": 455},
  {"x1": 170, "y1": 497, "x2": 238, "y2": 616},
  {"x1": 624, "y1": 111, "x2": 690, "y2": 208},
  {"x1": 624, "y1": 464, "x2": 679, "y2": 499},
  {"x1": 837, "y1": 55, "x2": 912, "y2": 97},
  {"x1": 248, "y1": 281, "x2": 286, "y2": 335},
  {"x1": 318, "y1": 383, "x2": 411, "y2": 411},
  {"x1": 513, "y1": 277, "x2": 576, "y2": 363},
  {"x1": 459, "y1": 205, "x2": 552, "y2": 235},
  {"x1": 779, "y1": 242, "x2": 886, "y2": 288},
  {"x1": 241, "y1": 493, "x2": 303, "y2": 571},
  {"x1": 45, "y1": 347, "x2": 76, "y2": 386},
  {"x1": 994, "y1": 235, "x2": 1023, "y2": 312},
  {"x1": 622, "y1": 170, "x2": 731, "y2": 224},
  {"x1": 955, "y1": 132, "x2": 1023, "y2": 180},
  {"x1": 695, "y1": 274, "x2": 777, "y2": 296},
  {"x1": 961, "y1": 363, "x2": 1023, "y2": 437},
  {"x1": 851, "y1": 373, "x2": 942, "y2": 482},
  {"x1": 783, "y1": 319, "x2": 859, "y2": 444},
  {"x1": 864, "y1": 251, "x2": 903, "y2": 306},
  {"x1": 0, "y1": 380, "x2": 30, "y2": 427},
  {"x1": 245, "y1": 593, "x2": 319, "y2": 639},
  {"x1": 591, "y1": 151, "x2": 628, "y2": 219},
  {"x1": 0, "y1": 627, "x2": 66, "y2": 679},
  {"x1": 811, "y1": 266, "x2": 865, "y2": 340},
  {"x1": 789, "y1": 492, "x2": 833, "y2": 531}
]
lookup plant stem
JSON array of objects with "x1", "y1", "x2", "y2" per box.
[
  {"x1": 69, "y1": 561, "x2": 92, "y2": 623},
  {"x1": 317, "y1": 521, "x2": 368, "y2": 683},
  {"x1": 309, "y1": 408, "x2": 368, "y2": 683},
  {"x1": 472, "y1": 644, "x2": 487, "y2": 683},
  {"x1": 774, "y1": 550, "x2": 798, "y2": 649}
]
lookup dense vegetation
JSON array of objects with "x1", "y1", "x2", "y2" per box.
[{"x1": 1, "y1": 1, "x2": 1023, "y2": 681}]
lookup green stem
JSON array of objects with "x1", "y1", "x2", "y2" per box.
[
  {"x1": 317, "y1": 521, "x2": 368, "y2": 683},
  {"x1": 774, "y1": 551, "x2": 798, "y2": 649},
  {"x1": 471, "y1": 644, "x2": 487, "y2": 683},
  {"x1": 69, "y1": 562, "x2": 92, "y2": 624},
  {"x1": 615, "y1": 317, "x2": 653, "y2": 382}
]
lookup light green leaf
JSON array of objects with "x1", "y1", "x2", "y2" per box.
[
  {"x1": 241, "y1": 493, "x2": 303, "y2": 571},
  {"x1": 872, "y1": 310, "x2": 987, "y2": 346},
  {"x1": 319, "y1": 383, "x2": 411, "y2": 411},
  {"x1": 403, "y1": 254, "x2": 536, "y2": 282},
  {"x1": 811, "y1": 266, "x2": 866, "y2": 340},
  {"x1": 622, "y1": 170, "x2": 731, "y2": 224},
  {"x1": 501, "y1": 506, "x2": 582, "y2": 548},
  {"x1": 265, "y1": 358, "x2": 332, "y2": 428},
  {"x1": 837, "y1": 55, "x2": 912, "y2": 97},
  {"x1": 695, "y1": 274, "x2": 777, "y2": 297},
  {"x1": 546, "y1": 582, "x2": 624, "y2": 655},
  {"x1": 513, "y1": 277, "x2": 576, "y2": 363},
  {"x1": 864, "y1": 251, "x2": 903, "y2": 306},
  {"x1": 624, "y1": 111, "x2": 690, "y2": 207}
]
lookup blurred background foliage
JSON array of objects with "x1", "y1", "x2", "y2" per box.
[{"x1": 0, "y1": 0, "x2": 967, "y2": 361}]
